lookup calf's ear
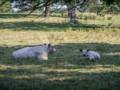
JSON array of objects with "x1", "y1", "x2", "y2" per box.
[
  {"x1": 48, "y1": 44, "x2": 51, "y2": 47},
  {"x1": 87, "y1": 49, "x2": 90, "y2": 51},
  {"x1": 79, "y1": 49, "x2": 82, "y2": 52}
]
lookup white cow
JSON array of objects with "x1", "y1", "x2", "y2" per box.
[{"x1": 12, "y1": 44, "x2": 56, "y2": 60}]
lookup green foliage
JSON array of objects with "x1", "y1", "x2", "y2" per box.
[
  {"x1": 0, "y1": 1, "x2": 10, "y2": 12},
  {"x1": 103, "y1": 0, "x2": 120, "y2": 5},
  {"x1": 0, "y1": 0, "x2": 120, "y2": 14}
]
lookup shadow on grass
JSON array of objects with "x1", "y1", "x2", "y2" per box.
[
  {"x1": 0, "y1": 43, "x2": 120, "y2": 66},
  {"x1": 0, "y1": 43, "x2": 120, "y2": 90},
  {"x1": 0, "y1": 71, "x2": 119, "y2": 90},
  {"x1": 0, "y1": 22, "x2": 70, "y2": 31},
  {"x1": 0, "y1": 14, "x2": 39, "y2": 19},
  {"x1": 0, "y1": 21, "x2": 120, "y2": 31}
]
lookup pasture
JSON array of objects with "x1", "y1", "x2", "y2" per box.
[{"x1": 0, "y1": 13, "x2": 120, "y2": 90}]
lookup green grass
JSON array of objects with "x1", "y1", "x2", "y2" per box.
[{"x1": 0, "y1": 14, "x2": 120, "y2": 90}]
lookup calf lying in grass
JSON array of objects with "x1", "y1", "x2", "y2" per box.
[
  {"x1": 80, "y1": 49, "x2": 101, "y2": 60},
  {"x1": 12, "y1": 44, "x2": 56, "y2": 60}
]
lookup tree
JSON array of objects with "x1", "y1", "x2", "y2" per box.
[
  {"x1": 65, "y1": 0, "x2": 77, "y2": 26},
  {"x1": 0, "y1": 0, "x2": 119, "y2": 26}
]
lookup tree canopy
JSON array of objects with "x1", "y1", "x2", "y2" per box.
[{"x1": 0, "y1": 0, "x2": 120, "y2": 13}]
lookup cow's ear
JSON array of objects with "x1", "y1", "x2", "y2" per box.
[
  {"x1": 79, "y1": 49, "x2": 82, "y2": 52},
  {"x1": 48, "y1": 43, "x2": 51, "y2": 47}
]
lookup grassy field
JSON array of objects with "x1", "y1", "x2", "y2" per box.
[{"x1": 0, "y1": 13, "x2": 120, "y2": 90}]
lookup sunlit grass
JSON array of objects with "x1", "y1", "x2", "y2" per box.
[{"x1": 0, "y1": 28, "x2": 120, "y2": 46}]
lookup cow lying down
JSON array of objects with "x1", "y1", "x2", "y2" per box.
[{"x1": 12, "y1": 44, "x2": 56, "y2": 60}]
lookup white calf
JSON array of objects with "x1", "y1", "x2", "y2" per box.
[{"x1": 80, "y1": 49, "x2": 101, "y2": 60}]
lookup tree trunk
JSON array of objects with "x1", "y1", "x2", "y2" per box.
[
  {"x1": 43, "y1": 5, "x2": 50, "y2": 17},
  {"x1": 67, "y1": 4, "x2": 77, "y2": 26}
]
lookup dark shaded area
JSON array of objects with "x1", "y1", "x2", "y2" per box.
[
  {"x1": 0, "y1": 14, "x2": 40, "y2": 18},
  {"x1": 0, "y1": 21, "x2": 120, "y2": 31},
  {"x1": 0, "y1": 22, "x2": 70, "y2": 31},
  {"x1": 0, "y1": 72, "x2": 119, "y2": 90}
]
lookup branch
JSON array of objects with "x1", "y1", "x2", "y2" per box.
[
  {"x1": 0, "y1": 0, "x2": 9, "y2": 6},
  {"x1": 25, "y1": 0, "x2": 57, "y2": 17}
]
